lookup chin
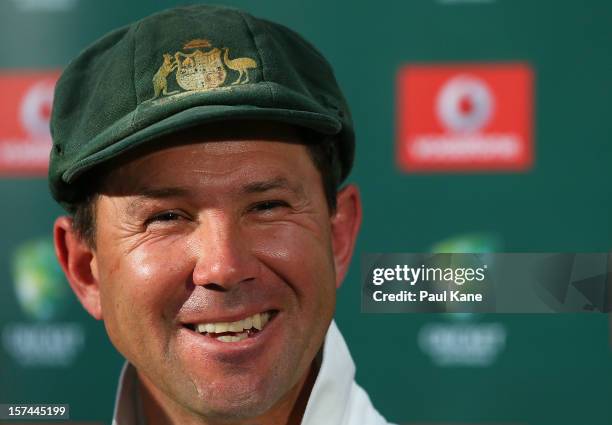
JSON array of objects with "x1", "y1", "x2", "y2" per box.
[{"x1": 188, "y1": 381, "x2": 281, "y2": 421}]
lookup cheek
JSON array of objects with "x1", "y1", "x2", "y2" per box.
[
  {"x1": 97, "y1": 237, "x2": 194, "y2": 359},
  {"x1": 249, "y1": 221, "x2": 336, "y2": 313}
]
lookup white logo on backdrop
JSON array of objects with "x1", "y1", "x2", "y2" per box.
[
  {"x1": 436, "y1": 74, "x2": 494, "y2": 133},
  {"x1": 418, "y1": 319, "x2": 507, "y2": 367},
  {"x1": 20, "y1": 81, "x2": 55, "y2": 140}
]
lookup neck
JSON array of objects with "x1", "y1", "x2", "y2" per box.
[{"x1": 138, "y1": 362, "x2": 319, "y2": 425}]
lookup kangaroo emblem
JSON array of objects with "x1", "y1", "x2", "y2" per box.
[
  {"x1": 149, "y1": 40, "x2": 259, "y2": 100},
  {"x1": 152, "y1": 53, "x2": 178, "y2": 98}
]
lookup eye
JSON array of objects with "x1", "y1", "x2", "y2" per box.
[
  {"x1": 250, "y1": 200, "x2": 289, "y2": 212},
  {"x1": 145, "y1": 211, "x2": 183, "y2": 225}
]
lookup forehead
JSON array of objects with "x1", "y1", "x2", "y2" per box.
[{"x1": 97, "y1": 121, "x2": 316, "y2": 195}]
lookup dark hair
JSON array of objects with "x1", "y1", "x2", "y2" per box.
[{"x1": 71, "y1": 132, "x2": 342, "y2": 249}]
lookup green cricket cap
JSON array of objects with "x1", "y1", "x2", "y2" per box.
[{"x1": 49, "y1": 4, "x2": 354, "y2": 210}]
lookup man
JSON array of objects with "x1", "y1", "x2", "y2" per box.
[{"x1": 49, "y1": 4, "x2": 394, "y2": 425}]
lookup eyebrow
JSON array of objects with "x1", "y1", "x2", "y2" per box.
[
  {"x1": 125, "y1": 187, "x2": 191, "y2": 216},
  {"x1": 137, "y1": 187, "x2": 192, "y2": 199},
  {"x1": 241, "y1": 176, "x2": 305, "y2": 197},
  {"x1": 124, "y1": 177, "x2": 305, "y2": 215}
]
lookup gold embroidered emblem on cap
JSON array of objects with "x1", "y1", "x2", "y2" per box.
[
  {"x1": 222, "y1": 48, "x2": 257, "y2": 84},
  {"x1": 152, "y1": 53, "x2": 179, "y2": 97},
  {"x1": 151, "y1": 39, "x2": 257, "y2": 99}
]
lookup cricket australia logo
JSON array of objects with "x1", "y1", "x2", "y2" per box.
[{"x1": 152, "y1": 39, "x2": 257, "y2": 99}]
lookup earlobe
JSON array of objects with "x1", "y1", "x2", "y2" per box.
[
  {"x1": 53, "y1": 216, "x2": 103, "y2": 320},
  {"x1": 330, "y1": 184, "x2": 362, "y2": 289}
]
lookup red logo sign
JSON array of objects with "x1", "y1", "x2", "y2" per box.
[
  {"x1": 0, "y1": 71, "x2": 59, "y2": 176},
  {"x1": 397, "y1": 63, "x2": 533, "y2": 172}
]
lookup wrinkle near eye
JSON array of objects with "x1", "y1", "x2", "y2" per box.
[
  {"x1": 96, "y1": 200, "x2": 189, "y2": 254},
  {"x1": 121, "y1": 227, "x2": 188, "y2": 256},
  {"x1": 244, "y1": 200, "x2": 327, "y2": 243}
]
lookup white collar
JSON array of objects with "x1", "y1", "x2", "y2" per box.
[
  {"x1": 301, "y1": 320, "x2": 355, "y2": 425},
  {"x1": 112, "y1": 320, "x2": 358, "y2": 425}
]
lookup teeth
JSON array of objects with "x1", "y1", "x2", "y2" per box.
[
  {"x1": 217, "y1": 322, "x2": 230, "y2": 333},
  {"x1": 217, "y1": 332, "x2": 248, "y2": 342},
  {"x1": 228, "y1": 321, "x2": 242, "y2": 332},
  {"x1": 253, "y1": 314, "x2": 262, "y2": 330},
  {"x1": 194, "y1": 312, "x2": 272, "y2": 339}
]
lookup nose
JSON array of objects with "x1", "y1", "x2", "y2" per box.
[{"x1": 190, "y1": 212, "x2": 258, "y2": 291}]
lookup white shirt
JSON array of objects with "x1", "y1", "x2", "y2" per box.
[{"x1": 112, "y1": 320, "x2": 395, "y2": 425}]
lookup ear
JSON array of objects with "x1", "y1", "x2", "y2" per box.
[
  {"x1": 330, "y1": 184, "x2": 362, "y2": 288},
  {"x1": 53, "y1": 216, "x2": 103, "y2": 320}
]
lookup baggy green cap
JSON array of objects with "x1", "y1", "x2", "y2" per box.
[{"x1": 48, "y1": 4, "x2": 354, "y2": 210}]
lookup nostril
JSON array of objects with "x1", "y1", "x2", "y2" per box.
[
  {"x1": 197, "y1": 277, "x2": 256, "y2": 291},
  {"x1": 203, "y1": 282, "x2": 227, "y2": 291}
]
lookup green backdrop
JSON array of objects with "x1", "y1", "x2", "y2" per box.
[{"x1": 1, "y1": 1, "x2": 611, "y2": 424}]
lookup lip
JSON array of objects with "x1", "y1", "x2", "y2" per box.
[
  {"x1": 179, "y1": 308, "x2": 278, "y2": 327},
  {"x1": 176, "y1": 310, "x2": 280, "y2": 359}
]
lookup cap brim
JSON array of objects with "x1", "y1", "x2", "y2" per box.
[{"x1": 63, "y1": 104, "x2": 342, "y2": 183}]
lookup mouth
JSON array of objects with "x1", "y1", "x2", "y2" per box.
[{"x1": 183, "y1": 310, "x2": 278, "y2": 343}]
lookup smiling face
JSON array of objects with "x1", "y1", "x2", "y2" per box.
[{"x1": 54, "y1": 122, "x2": 361, "y2": 423}]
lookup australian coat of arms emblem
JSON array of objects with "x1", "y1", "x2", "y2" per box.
[{"x1": 152, "y1": 39, "x2": 257, "y2": 98}]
